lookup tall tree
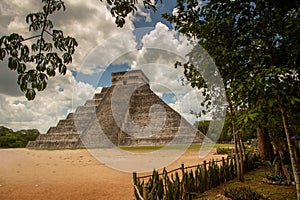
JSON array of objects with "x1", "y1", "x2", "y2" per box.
[
  {"x1": 0, "y1": 0, "x2": 160, "y2": 100},
  {"x1": 163, "y1": 0, "x2": 300, "y2": 196}
]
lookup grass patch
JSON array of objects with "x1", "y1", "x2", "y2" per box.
[
  {"x1": 28, "y1": 143, "x2": 234, "y2": 152},
  {"x1": 234, "y1": 169, "x2": 296, "y2": 200},
  {"x1": 28, "y1": 147, "x2": 86, "y2": 150},
  {"x1": 120, "y1": 146, "x2": 162, "y2": 151},
  {"x1": 120, "y1": 143, "x2": 234, "y2": 152},
  {"x1": 198, "y1": 167, "x2": 297, "y2": 200}
]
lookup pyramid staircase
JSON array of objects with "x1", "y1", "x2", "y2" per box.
[
  {"x1": 27, "y1": 89, "x2": 110, "y2": 148},
  {"x1": 27, "y1": 70, "x2": 205, "y2": 148}
]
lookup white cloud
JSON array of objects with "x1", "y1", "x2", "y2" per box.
[
  {"x1": 133, "y1": 3, "x2": 152, "y2": 23},
  {"x1": 0, "y1": 70, "x2": 95, "y2": 133},
  {"x1": 72, "y1": 81, "x2": 96, "y2": 110},
  {"x1": 78, "y1": 29, "x2": 137, "y2": 74},
  {"x1": 168, "y1": 89, "x2": 208, "y2": 125},
  {"x1": 141, "y1": 22, "x2": 192, "y2": 55},
  {"x1": 0, "y1": 0, "x2": 42, "y2": 38},
  {"x1": 128, "y1": 22, "x2": 195, "y2": 96},
  {"x1": 0, "y1": 0, "x2": 40, "y2": 15},
  {"x1": 128, "y1": 23, "x2": 208, "y2": 125},
  {"x1": 55, "y1": 0, "x2": 135, "y2": 72}
]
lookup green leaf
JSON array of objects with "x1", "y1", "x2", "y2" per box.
[
  {"x1": 17, "y1": 63, "x2": 26, "y2": 74},
  {"x1": 31, "y1": 43, "x2": 38, "y2": 52},
  {"x1": 37, "y1": 80, "x2": 47, "y2": 91},
  {"x1": 25, "y1": 89, "x2": 36, "y2": 101},
  {"x1": 62, "y1": 52, "x2": 72, "y2": 64},
  {"x1": 8, "y1": 57, "x2": 19, "y2": 70},
  {"x1": 11, "y1": 49, "x2": 18, "y2": 57},
  {"x1": 0, "y1": 48, "x2": 6, "y2": 60},
  {"x1": 248, "y1": 113, "x2": 259, "y2": 121},
  {"x1": 46, "y1": 67, "x2": 56, "y2": 77},
  {"x1": 59, "y1": 64, "x2": 67, "y2": 75},
  {"x1": 26, "y1": 14, "x2": 33, "y2": 24},
  {"x1": 268, "y1": 99, "x2": 276, "y2": 107},
  {"x1": 294, "y1": 98, "x2": 300, "y2": 103}
]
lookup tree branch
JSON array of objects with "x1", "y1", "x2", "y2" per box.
[
  {"x1": 44, "y1": 30, "x2": 54, "y2": 38},
  {"x1": 23, "y1": 34, "x2": 42, "y2": 42}
]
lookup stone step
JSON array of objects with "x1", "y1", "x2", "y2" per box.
[
  {"x1": 73, "y1": 113, "x2": 97, "y2": 121},
  {"x1": 93, "y1": 93, "x2": 103, "y2": 100},
  {"x1": 57, "y1": 119, "x2": 75, "y2": 127},
  {"x1": 36, "y1": 137, "x2": 80, "y2": 142},
  {"x1": 66, "y1": 113, "x2": 74, "y2": 120},
  {"x1": 100, "y1": 87, "x2": 109, "y2": 94},
  {"x1": 43, "y1": 131, "x2": 79, "y2": 136},
  {"x1": 47, "y1": 127, "x2": 58, "y2": 134},
  {"x1": 75, "y1": 105, "x2": 96, "y2": 114},
  {"x1": 80, "y1": 132, "x2": 113, "y2": 148},
  {"x1": 73, "y1": 119, "x2": 95, "y2": 127},
  {"x1": 47, "y1": 126, "x2": 77, "y2": 133},
  {"x1": 27, "y1": 140, "x2": 84, "y2": 148},
  {"x1": 56, "y1": 124, "x2": 76, "y2": 130},
  {"x1": 84, "y1": 99, "x2": 102, "y2": 106},
  {"x1": 39, "y1": 132, "x2": 78, "y2": 136},
  {"x1": 93, "y1": 88, "x2": 109, "y2": 100},
  {"x1": 38, "y1": 134, "x2": 80, "y2": 141}
]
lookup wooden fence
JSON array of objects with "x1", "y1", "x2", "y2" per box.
[{"x1": 133, "y1": 152, "x2": 259, "y2": 200}]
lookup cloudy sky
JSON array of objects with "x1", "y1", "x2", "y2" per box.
[{"x1": 0, "y1": 0, "x2": 207, "y2": 133}]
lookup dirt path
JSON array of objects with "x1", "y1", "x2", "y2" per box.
[{"x1": 0, "y1": 148, "x2": 224, "y2": 200}]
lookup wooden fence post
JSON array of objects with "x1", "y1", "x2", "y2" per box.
[
  {"x1": 133, "y1": 172, "x2": 138, "y2": 199},
  {"x1": 181, "y1": 163, "x2": 185, "y2": 177},
  {"x1": 221, "y1": 157, "x2": 225, "y2": 183},
  {"x1": 203, "y1": 160, "x2": 207, "y2": 191},
  {"x1": 143, "y1": 185, "x2": 149, "y2": 200},
  {"x1": 181, "y1": 163, "x2": 185, "y2": 197}
]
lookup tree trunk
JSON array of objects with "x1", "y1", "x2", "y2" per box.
[
  {"x1": 234, "y1": 134, "x2": 241, "y2": 181},
  {"x1": 237, "y1": 133, "x2": 244, "y2": 181},
  {"x1": 233, "y1": 132, "x2": 244, "y2": 181},
  {"x1": 227, "y1": 94, "x2": 244, "y2": 181},
  {"x1": 239, "y1": 133, "x2": 246, "y2": 161},
  {"x1": 257, "y1": 127, "x2": 274, "y2": 161},
  {"x1": 273, "y1": 141, "x2": 292, "y2": 184},
  {"x1": 281, "y1": 108, "x2": 300, "y2": 199}
]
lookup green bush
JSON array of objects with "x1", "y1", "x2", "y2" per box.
[
  {"x1": 264, "y1": 173, "x2": 285, "y2": 182},
  {"x1": 224, "y1": 186, "x2": 266, "y2": 200},
  {"x1": 216, "y1": 147, "x2": 233, "y2": 155},
  {"x1": 245, "y1": 151, "x2": 261, "y2": 171},
  {"x1": 0, "y1": 126, "x2": 40, "y2": 148}
]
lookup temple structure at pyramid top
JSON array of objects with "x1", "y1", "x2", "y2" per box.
[
  {"x1": 112, "y1": 70, "x2": 149, "y2": 85},
  {"x1": 27, "y1": 70, "x2": 206, "y2": 148}
]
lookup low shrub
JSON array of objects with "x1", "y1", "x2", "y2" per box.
[
  {"x1": 245, "y1": 151, "x2": 261, "y2": 171},
  {"x1": 224, "y1": 186, "x2": 266, "y2": 200},
  {"x1": 216, "y1": 147, "x2": 233, "y2": 155}
]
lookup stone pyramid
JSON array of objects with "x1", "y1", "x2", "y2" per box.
[{"x1": 27, "y1": 70, "x2": 205, "y2": 148}]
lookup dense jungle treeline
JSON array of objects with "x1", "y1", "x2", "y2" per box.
[{"x1": 0, "y1": 126, "x2": 40, "y2": 148}]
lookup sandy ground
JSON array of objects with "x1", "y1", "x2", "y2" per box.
[{"x1": 0, "y1": 148, "x2": 224, "y2": 200}]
